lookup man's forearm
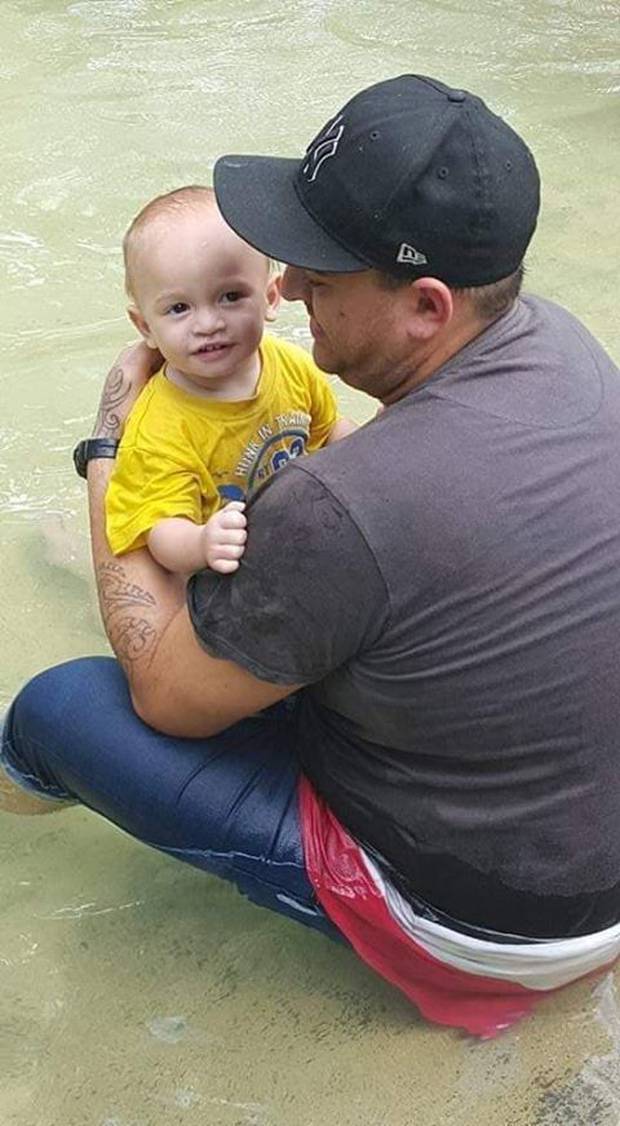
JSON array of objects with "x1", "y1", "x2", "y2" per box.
[
  {"x1": 88, "y1": 461, "x2": 185, "y2": 682},
  {"x1": 87, "y1": 349, "x2": 185, "y2": 691}
]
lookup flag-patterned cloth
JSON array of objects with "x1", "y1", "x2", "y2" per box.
[{"x1": 299, "y1": 777, "x2": 620, "y2": 1037}]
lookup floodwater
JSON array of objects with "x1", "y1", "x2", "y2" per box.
[{"x1": 1, "y1": 1, "x2": 620, "y2": 1123}]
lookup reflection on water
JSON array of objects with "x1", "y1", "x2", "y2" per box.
[{"x1": 1, "y1": 2, "x2": 620, "y2": 1123}]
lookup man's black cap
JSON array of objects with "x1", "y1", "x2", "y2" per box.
[{"x1": 214, "y1": 74, "x2": 540, "y2": 287}]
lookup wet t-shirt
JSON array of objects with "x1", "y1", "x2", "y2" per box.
[{"x1": 188, "y1": 295, "x2": 620, "y2": 939}]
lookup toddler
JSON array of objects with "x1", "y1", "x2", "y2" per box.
[{"x1": 106, "y1": 186, "x2": 353, "y2": 573}]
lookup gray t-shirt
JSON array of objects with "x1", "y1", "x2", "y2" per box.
[{"x1": 188, "y1": 295, "x2": 620, "y2": 938}]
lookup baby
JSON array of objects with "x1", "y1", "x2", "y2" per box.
[{"x1": 106, "y1": 186, "x2": 353, "y2": 573}]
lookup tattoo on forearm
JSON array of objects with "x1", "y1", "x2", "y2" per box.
[
  {"x1": 114, "y1": 617, "x2": 158, "y2": 664},
  {"x1": 93, "y1": 366, "x2": 132, "y2": 438},
  {"x1": 99, "y1": 562, "x2": 156, "y2": 611},
  {"x1": 97, "y1": 562, "x2": 158, "y2": 667}
]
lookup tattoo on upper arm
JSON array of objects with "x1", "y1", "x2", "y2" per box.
[
  {"x1": 92, "y1": 366, "x2": 132, "y2": 439},
  {"x1": 97, "y1": 561, "x2": 158, "y2": 667}
]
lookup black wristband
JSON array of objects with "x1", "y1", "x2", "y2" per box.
[{"x1": 73, "y1": 438, "x2": 120, "y2": 479}]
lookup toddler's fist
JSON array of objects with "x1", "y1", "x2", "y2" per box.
[{"x1": 201, "y1": 502, "x2": 247, "y2": 574}]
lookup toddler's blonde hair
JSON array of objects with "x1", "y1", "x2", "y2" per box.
[{"x1": 123, "y1": 185, "x2": 276, "y2": 301}]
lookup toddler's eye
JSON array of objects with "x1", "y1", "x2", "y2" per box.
[
  {"x1": 222, "y1": 291, "x2": 241, "y2": 303},
  {"x1": 167, "y1": 302, "x2": 188, "y2": 315}
]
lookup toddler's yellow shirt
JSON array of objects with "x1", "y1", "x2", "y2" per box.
[{"x1": 106, "y1": 334, "x2": 339, "y2": 555}]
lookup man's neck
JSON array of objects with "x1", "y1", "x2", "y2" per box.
[{"x1": 383, "y1": 301, "x2": 515, "y2": 406}]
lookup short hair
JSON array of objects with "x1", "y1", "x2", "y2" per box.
[
  {"x1": 123, "y1": 185, "x2": 216, "y2": 300},
  {"x1": 123, "y1": 184, "x2": 275, "y2": 301},
  {"x1": 452, "y1": 264, "x2": 525, "y2": 321},
  {"x1": 378, "y1": 263, "x2": 525, "y2": 323}
]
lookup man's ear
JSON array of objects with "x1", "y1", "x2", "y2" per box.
[
  {"x1": 127, "y1": 305, "x2": 158, "y2": 349},
  {"x1": 405, "y1": 278, "x2": 454, "y2": 341},
  {"x1": 264, "y1": 272, "x2": 282, "y2": 323}
]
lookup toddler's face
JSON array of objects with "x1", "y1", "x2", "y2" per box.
[{"x1": 128, "y1": 207, "x2": 279, "y2": 389}]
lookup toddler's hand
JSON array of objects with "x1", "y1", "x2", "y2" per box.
[{"x1": 201, "y1": 502, "x2": 247, "y2": 574}]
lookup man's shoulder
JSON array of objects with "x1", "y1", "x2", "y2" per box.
[
  {"x1": 420, "y1": 291, "x2": 619, "y2": 429},
  {"x1": 511, "y1": 293, "x2": 614, "y2": 362}
]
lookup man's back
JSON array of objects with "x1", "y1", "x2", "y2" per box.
[{"x1": 192, "y1": 295, "x2": 620, "y2": 938}]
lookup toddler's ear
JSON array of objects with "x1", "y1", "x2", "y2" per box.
[
  {"x1": 264, "y1": 273, "x2": 282, "y2": 323},
  {"x1": 127, "y1": 305, "x2": 158, "y2": 349}
]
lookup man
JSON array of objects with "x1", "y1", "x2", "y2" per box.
[{"x1": 3, "y1": 75, "x2": 620, "y2": 1037}]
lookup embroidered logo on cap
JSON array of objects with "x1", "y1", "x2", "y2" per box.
[
  {"x1": 397, "y1": 243, "x2": 428, "y2": 266},
  {"x1": 302, "y1": 114, "x2": 344, "y2": 183}
]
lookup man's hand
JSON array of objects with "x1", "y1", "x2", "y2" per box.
[
  {"x1": 92, "y1": 342, "x2": 162, "y2": 440},
  {"x1": 201, "y1": 502, "x2": 247, "y2": 573}
]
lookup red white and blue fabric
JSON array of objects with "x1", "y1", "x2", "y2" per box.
[{"x1": 299, "y1": 778, "x2": 620, "y2": 1038}]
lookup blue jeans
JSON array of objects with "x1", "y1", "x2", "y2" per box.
[{"x1": 1, "y1": 657, "x2": 340, "y2": 940}]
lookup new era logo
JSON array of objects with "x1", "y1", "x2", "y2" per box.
[
  {"x1": 397, "y1": 243, "x2": 428, "y2": 266},
  {"x1": 302, "y1": 114, "x2": 344, "y2": 183}
]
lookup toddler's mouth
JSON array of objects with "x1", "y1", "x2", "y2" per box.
[{"x1": 194, "y1": 342, "x2": 230, "y2": 355}]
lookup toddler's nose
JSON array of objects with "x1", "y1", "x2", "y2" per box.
[{"x1": 195, "y1": 307, "x2": 225, "y2": 335}]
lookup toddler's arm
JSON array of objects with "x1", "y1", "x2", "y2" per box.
[
  {"x1": 147, "y1": 502, "x2": 247, "y2": 575},
  {"x1": 326, "y1": 417, "x2": 358, "y2": 443}
]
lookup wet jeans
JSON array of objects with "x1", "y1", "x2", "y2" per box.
[{"x1": 1, "y1": 656, "x2": 340, "y2": 939}]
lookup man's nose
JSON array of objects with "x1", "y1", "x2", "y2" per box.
[{"x1": 281, "y1": 266, "x2": 309, "y2": 303}]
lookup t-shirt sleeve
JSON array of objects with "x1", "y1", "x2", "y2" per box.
[
  {"x1": 106, "y1": 444, "x2": 205, "y2": 555},
  {"x1": 187, "y1": 464, "x2": 389, "y2": 685}
]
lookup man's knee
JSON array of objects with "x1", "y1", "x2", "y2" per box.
[
  {"x1": 1, "y1": 657, "x2": 122, "y2": 811},
  {"x1": 7, "y1": 657, "x2": 127, "y2": 762},
  {"x1": 0, "y1": 763, "x2": 71, "y2": 815}
]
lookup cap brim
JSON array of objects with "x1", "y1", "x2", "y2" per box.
[{"x1": 214, "y1": 154, "x2": 367, "y2": 272}]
